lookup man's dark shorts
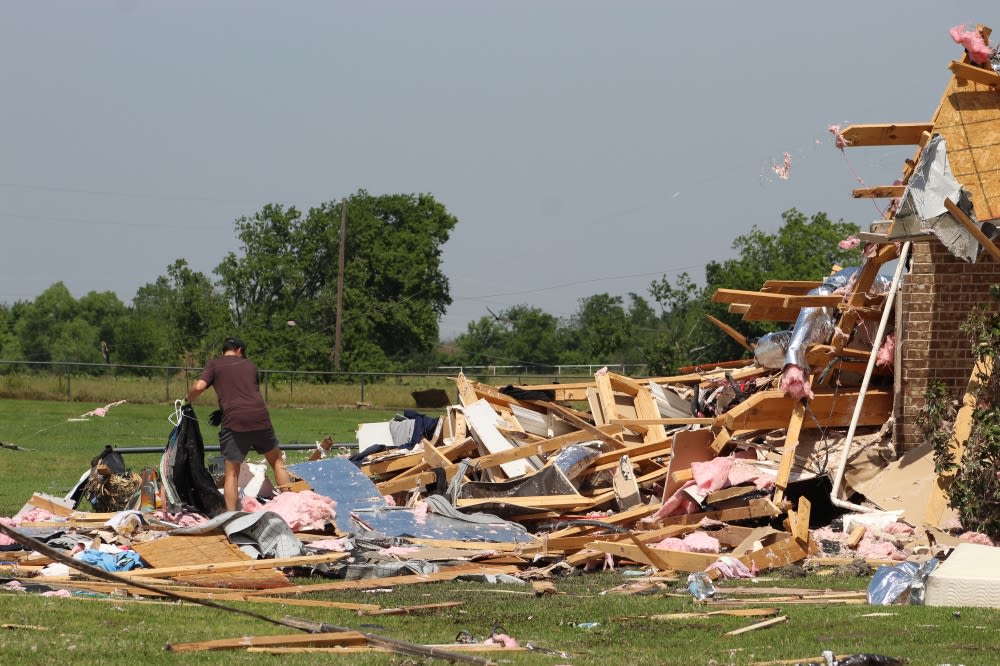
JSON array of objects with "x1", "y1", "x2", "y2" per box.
[{"x1": 219, "y1": 427, "x2": 280, "y2": 462}]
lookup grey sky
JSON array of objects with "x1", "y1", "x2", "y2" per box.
[{"x1": 1, "y1": 2, "x2": 994, "y2": 338}]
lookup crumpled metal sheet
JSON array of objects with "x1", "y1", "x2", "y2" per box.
[{"x1": 891, "y1": 134, "x2": 980, "y2": 262}]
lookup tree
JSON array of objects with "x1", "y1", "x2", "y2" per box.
[
  {"x1": 456, "y1": 305, "x2": 562, "y2": 370},
  {"x1": 77, "y1": 291, "x2": 126, "y2": 364},
  {"x1": 215, "y1": 191, "x2": 457, "y2": 372},
  {"x1": 127, "y1": 260, "x2": 231, "y2": 367},
  {"x1": 10, "y1": 283, "x2": 79, "y2": 365}
]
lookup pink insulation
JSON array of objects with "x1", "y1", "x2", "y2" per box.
[
  {"x1": 251, "y1": 490, "x2": 336, "y2": 531},
  {"x1": 772, "y1": 152, "x2": 792, "y2": 180},
  {"x1": 958, "y1": 531, "x2": 994, "y2": 545},
  {"x1": 838, "y1": 234, "x2": 861, "y2": 250},
  {"x1": 0, "y1": 518, "x2": 17, "y2": 546},
  {"x1": 876, "y1": 333, "x2": 895, "y2": 368},
  {"x1": 691, "y1": 457, "x2": 734, "y2": 494},
  {"x1": 652, "y1": 532, "x2": 720, "y2": 553},
  {"x1": 780, "y1": 364, "x2": 815, "y2": 401},
  {"x1": 727, "y1": 461, "x2": 774, "y2": 490},
  {"x1": 707, "y1": 556, "x2": 754, "y2": 579},
  {"x1": 484, "y1": 633, "x2": 519, "y2": 648},
  {"x1": 682, "y1": 531, "x2": 721, "y2": 553},
  {"x1": 828, "y1": 124, "x2": 850, "y2": 150},
  {"x1": 306, "y1": 537, "x2": 349, "y2": 552},
  {"x1": 950, "y1": 24, "x2": 994, "y2": 66}
]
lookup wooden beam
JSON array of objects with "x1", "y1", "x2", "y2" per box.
[
  {"x1": 166, "y1": 631, "x2": 368, "y2": 652},
  {"x1": 838, "y1": 123, "x2": 934, "y2": 147},
  {"x1": 705, "y1": 314, "x2": 752, "y2": 351},
  {"x1": 118, "y1": 553, "x2": 349, "y2": 580},
  {"x1": 851, "y1": 185, "x2": 906, "y2": 199},
  {"x1": 772, "y1": 398, "x2": 807, "y2": 506},
  {"x1": 713, "y1": 289, "x2": 839, "y2": 309},
  {"x1": 610, "y1": 418, "x2": 713, "y2": 427},
  {"x1": 720, "y1": 389, "x2": 892, "y2": 431},
  {"x1": 949, "y1": 59, "x2": 1000, "y2": 87}
]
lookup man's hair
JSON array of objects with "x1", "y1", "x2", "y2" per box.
[{"x1": 222, "y1": 337, "x2": 247, "y2": 355}]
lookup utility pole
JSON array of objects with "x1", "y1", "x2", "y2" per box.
[{"x1": 333, "y1": 197, "x2": 347, "y2": 371}]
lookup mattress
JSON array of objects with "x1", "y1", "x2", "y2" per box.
[{"x1": 925, "y1": 542, "x2": 1000, "y2": 607}]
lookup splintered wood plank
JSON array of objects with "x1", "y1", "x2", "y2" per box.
[
  {"x1": 539, "y1": 400, "x2": 628, "y2": 450},
  {"x1": 759, "y1": 280, "x2": 823, "y2": 294},
  {"x1": 454, "y1": 372, "x2": 479, "y2": 406},
  {"x1": 118, "y1": 552, "x2": 349, "y2": 579},
  {"x1": 725, "y1": 615, "x2": 788, "y2": 636},
  {"x1": 587, "y1": 540, "x2": 720, "y2": 572},
  {"x1": 455, "y1": 495, "x2": 594, "y2": 512},
  {"x1": 772, "y1": 399, "x2": 807, "y2": 506},
  {"x1": 949, "y1": 60, "x2": 1000, "y2": 87},
  {"x1": 838, "y1": 123, "x2": 934, "y2": 146},
  {"x1": 376, "y1": 470, "x2": 438, "y2": 495},
  {"x1": 239, "y1": 564, "x2": 521, "y2": 596},
  {"x1": 852, "y1": 185, "x2": 906, "y2": 199},
  {"x1": 476, "y1": 426, "x2": 619, "y2": 471},
  {"x1": 706, "y1": 314, "x2": 752, "y2": 352},
  {"x1": 166, "y1": 631, "x2": 368, "y2": 652},
  {"x1": 712, "y1": 289, "x2": 839, "y2": 309}
]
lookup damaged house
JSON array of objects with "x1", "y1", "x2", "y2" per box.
[{"x1": 5, "y1": 22, "x2": 1000, "y2": 657}]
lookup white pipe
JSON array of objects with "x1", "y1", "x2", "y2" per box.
[{"x1": 829, "y1": 241, "x2": 911, "y2": 513}]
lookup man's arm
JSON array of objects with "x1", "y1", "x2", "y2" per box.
[{"x1": 186, "y1": 379, "x2": 209, "y2": 404}]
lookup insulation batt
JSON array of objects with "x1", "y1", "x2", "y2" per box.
[
  {"x1": 876, "y1": 333, "x2": 895, "y2": 368},
  {"x1": 780, "y1": 364, "x2": 814, "y2": 401},
  {"x1": 950, "y1": 24, "x2": 994, "y2": 65},
  {"x1": 483, "y1": 633, "x2": 519, "y2": 648},
  {"x1": 652, "y1": 532, "x2": 721, "y2": 553},
  {"x1": 647, "y1": 456, "x2": 774, "y2": 522},
  {"x1": 247, "y1": 490, "x2": 336, "y2": 531},
  {"x1": 958, "y1": 531, "x2": 994, "y2": 545}
]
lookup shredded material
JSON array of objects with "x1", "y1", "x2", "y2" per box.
[
  {"x1": 248, "y1": 490, "x2": 336, "y2": 532},
  {"x1": 950, "y1": 24, "x2": 993, "y2": 66},
  {"x1": 780, "y1": 364, "x2": 815, "y2": 401},
  {"x1": 771, "y1": 152, "x2": 791, "y2": 180},
  {"x1": 707, "y1": 556, "x2": 754, "y2": 579},
  {"x1": 483, "y1": 632, "x2": 519, "y2": 648},
  {"x1": 958, "y1": 531, "x2": 994, "y2": 545},
  {"x1": 828, "y1": 124, "x2": 850, "y2": 150},
  {"x1": 80, "y1": 400, "x2": 128, "y2": 418},
  {"x1": 839, "y1": 234, "x2": 861, "y2": 250},
  {"x1": 876, "y1": 333, "x2": 895, "y2": 368}
]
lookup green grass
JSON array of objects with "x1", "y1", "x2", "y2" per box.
[{"x1": 2, "y1": 399, "x2": 1000, "y2": 664}]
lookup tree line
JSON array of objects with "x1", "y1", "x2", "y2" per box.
[{"x1": 0, "y1": 196, "x2": 862, "y2": 377}]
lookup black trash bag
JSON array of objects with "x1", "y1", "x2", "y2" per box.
[
  {"x1": 161, "y1": 404, "x2": 226, "y2": 517},
  {"x1": 90, "y1": 445, "x2": 127, "y2": 475}
]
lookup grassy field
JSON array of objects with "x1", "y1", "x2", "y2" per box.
[{"x1": 1, "y1": 399, "x2": 999, "y2": 664}]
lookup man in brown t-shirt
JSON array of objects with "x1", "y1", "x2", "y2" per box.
[{"x1": 186, "y1": 337, "x2": 291, "y2": 511}]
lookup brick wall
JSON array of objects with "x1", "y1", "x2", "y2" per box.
[{"x1": 897, "y1": 239, "x2": 1000, "y2": 448}]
